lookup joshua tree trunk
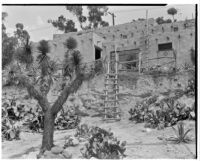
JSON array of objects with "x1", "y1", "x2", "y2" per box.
[
  {"x1": 14, "y1": 73, "x2": 86, "y2": 153},
  {"x1": 41, "y1": 109, "x2": 56, "y2": 151}
]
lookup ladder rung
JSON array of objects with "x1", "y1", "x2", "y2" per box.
[
  {"x1": 103, "y1": 93, "x2": 120, "y2": 96},
  {"x1": 104, "y1": 106, "x2": 118, "y2": 109},
  {"x1": 105, "y1": 78, "x2": 118, "y2": 80},
  {"x1": 105, "y1": 83, "x2": 118, "y2": 85},
  {"x1": 104, "y1": 100, "x2": 119, "y2": 102},
  {"x1": 106, "y1": 73, "x2": 118, "y2": 76},
  {"x1": 104, "y1": 88, "x2": 119, "y2": 91},
  {"x1": 102, "y1": 112, "x2": 121, "y2": 115},
  {"x1": 102, "y1": 118, "x2": 121, "y2": 121},
  {"x1": 105, "y1": 97, "x2": 118, "y2": 99}
]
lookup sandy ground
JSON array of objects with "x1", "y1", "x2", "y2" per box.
[{"x1": 2, "y1": 97, "x2": 196, "y2": 159}]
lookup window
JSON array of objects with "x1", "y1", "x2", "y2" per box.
[
  {"x1": 158, "y1": 42, "x2": 172, "y2": 51},
  {"x1": 174, "y1": 26, "x2": 178, "y2": 32}
]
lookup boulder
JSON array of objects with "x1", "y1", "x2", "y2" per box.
[
  {"x1": 177, "y1": 95, "x2": 195, "y2": 109},
  {"x1": 58, "y1": 154, "x2": 65, "y2": 159},
  {"x1": 44, "y1": 153, "x2": 59, "y2": 159},
  {"x1": 51, "y1": 146, "x2": 63, "y2": 154},
  {"x1": 62, "y1": 149, "x2": 72, "y2": 159},
  {"x1": 71, "y1": 137, "x2": 79, "y2": 146},
  {"x1": 44, "y1": 150, "x2": 52, "y2": 156}
]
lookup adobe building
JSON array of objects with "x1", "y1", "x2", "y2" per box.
[{"x1": 34, "y1": 18, "x2": 195, "y2": 71}]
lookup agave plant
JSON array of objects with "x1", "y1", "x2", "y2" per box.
[{"x1": 167, "y1": 121, "x2": 192, "y2": 144}]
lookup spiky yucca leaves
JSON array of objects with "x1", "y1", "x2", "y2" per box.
[
  {"x1": 64, "y1": 37, "x2": 77, "y2": 50},
  {"x1": 37, "y1": 40, "x2": 51, "y2": 77},
  {"x1": 167, "y1": 121, "x2": 192, "y2": 144},
  {"x1": 63, "y1": 50, "x2": 83, "y2": 79},
  {"x1": 37, "y1": 40, "x2": 50, "y2": 56},
  {"x1": 63, "y1": 37, "x2": 83, "y2": 79}
]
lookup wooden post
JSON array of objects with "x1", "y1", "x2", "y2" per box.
[
  {"x1": 139, "y1": 52, "x2": 141, "y2": 74},
  {"x1": 115, "y1": 45, "x2": 120, "y2": 119}
]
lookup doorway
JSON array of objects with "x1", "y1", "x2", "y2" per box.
[{"x1": 95, "y1": 47, "x2": 101, "y2": 60}]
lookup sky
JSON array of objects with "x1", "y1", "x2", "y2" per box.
[{"x1": 2, "y1": 4, "x2": 195, "y2": 42}]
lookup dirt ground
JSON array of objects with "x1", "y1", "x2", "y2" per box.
[
  {"x1": 2, "y1": 95, "x2": 196, "y2": 159},
  {"x1": 2, "y1": 73, "x2": 196, "y2": 159}
]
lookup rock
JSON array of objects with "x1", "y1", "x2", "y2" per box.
[
  {"x1": 71, "y1": 137, "x2": 79, "y2": 146},
  {"x1": 146, "y1": 128, "x2": 152, "y2": 133},
  {"x1": 58, "y1": 154, "x2": 65, "y2": 159},
  {"x1": 51, "y1": 146, "x2": 63, "y2": 154},
  {"x1": 44, "y1": 150, "x2": 52, "y2": 156},
  {"x1": 156, "y1": 95, "x2": 165, "y2": 102},
  {"x1": 62, "y1": 149, "x2": 72, "y2": 159},
  {"x1": 44, "y1": 153, "x2": 59, "y2": 159},
  {"x1": 73, "y1": 97, "x2": 83, "y2": 107},
  {"x1": 178, "y1": 95, "x2": 195, "y2": 109}
]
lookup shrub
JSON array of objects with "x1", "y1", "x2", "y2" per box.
[
  {"x1": 129, "y1": 96, "x2": 195, "y2": 129},
  {"x1": 1, "y1": 96, "x2": 81, "y2": 135},
  {"x1": 185, "y1": 79, "x2": 195, "y2": 96},
  {"x1": 80, "y1": 126, "x2": 126, "y2": 159}
]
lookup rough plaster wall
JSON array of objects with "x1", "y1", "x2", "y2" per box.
[
  {"x1": 52, "y1": 32, "x2": 94, "y2": 63},
  {"x1": 146, "y1": 26, "x2": 195, "y2": 68}
]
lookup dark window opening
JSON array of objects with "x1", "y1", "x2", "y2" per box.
[
  {"x1": 95, "y1": 47, "x2": 101, "y2": 60},
  {"x1": 122, "y1": 35, "x2": 127, "y2": 39},
  {"x1": 174, "y1": 26, "x2": 178, "y2": 32},
  {"x1": 158, "y1": 42, "x2": 172, "y2": 51}
]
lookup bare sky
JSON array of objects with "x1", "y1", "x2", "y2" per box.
[{"x1": 2, "y1": 4, "x2": 195, "y2": 42}]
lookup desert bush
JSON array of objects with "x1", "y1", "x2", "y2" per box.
[
  {"x1": 185, "y1": 79, "x2": 195, "y2": 97},
  {"x1": 2, "y1": 107, "x2": 22, "y2": 141},
  {"x1": 1, "y1": 96, "x2": 81, "y2": 136},
  {"x1": 55, "y1": 112, "x2": 80, "y2": 130},
  {"x1": 129, "y1": 96, "x2": 195, "y2": 129},
  {"x1": 80, "y1": 126, "x2": 126, "y2": 159}
]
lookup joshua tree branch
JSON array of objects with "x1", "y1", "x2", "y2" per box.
[
  {"x1": 14, "y1": 75, "x2": 49, "y2": 112},
  {"x1": 51, "y1": 73, "x2": 85, "y2": 115}
]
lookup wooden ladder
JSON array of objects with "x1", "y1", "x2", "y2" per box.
[{"x1": 103, "y1": 49, "x2": 120, "y2": 121}]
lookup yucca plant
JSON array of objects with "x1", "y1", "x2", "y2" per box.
[
  {"x1": 167, "y1": 121, "x2": 192, "y2": 143},
  {"x1": 37, "y1": 40, "x2": 51, "y2": 76},
  {"x1": 63, "y1": 37, "x2": 83, "y2": 79},
  {"x1": 64, "y1": 37, "x2": 77, "y2": 50}
]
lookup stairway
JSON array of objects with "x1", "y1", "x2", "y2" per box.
[{"x1": 103, "y1": 54, "x2": 120, "y2": 121}]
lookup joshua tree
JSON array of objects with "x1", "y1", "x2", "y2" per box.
[{"x1": 7, "y1": 37, "x2": 92, "y2": 153}]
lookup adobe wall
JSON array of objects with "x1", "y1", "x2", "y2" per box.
[{"x1": 32, "y1": 18, "x2": 195, "y2": 69}]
